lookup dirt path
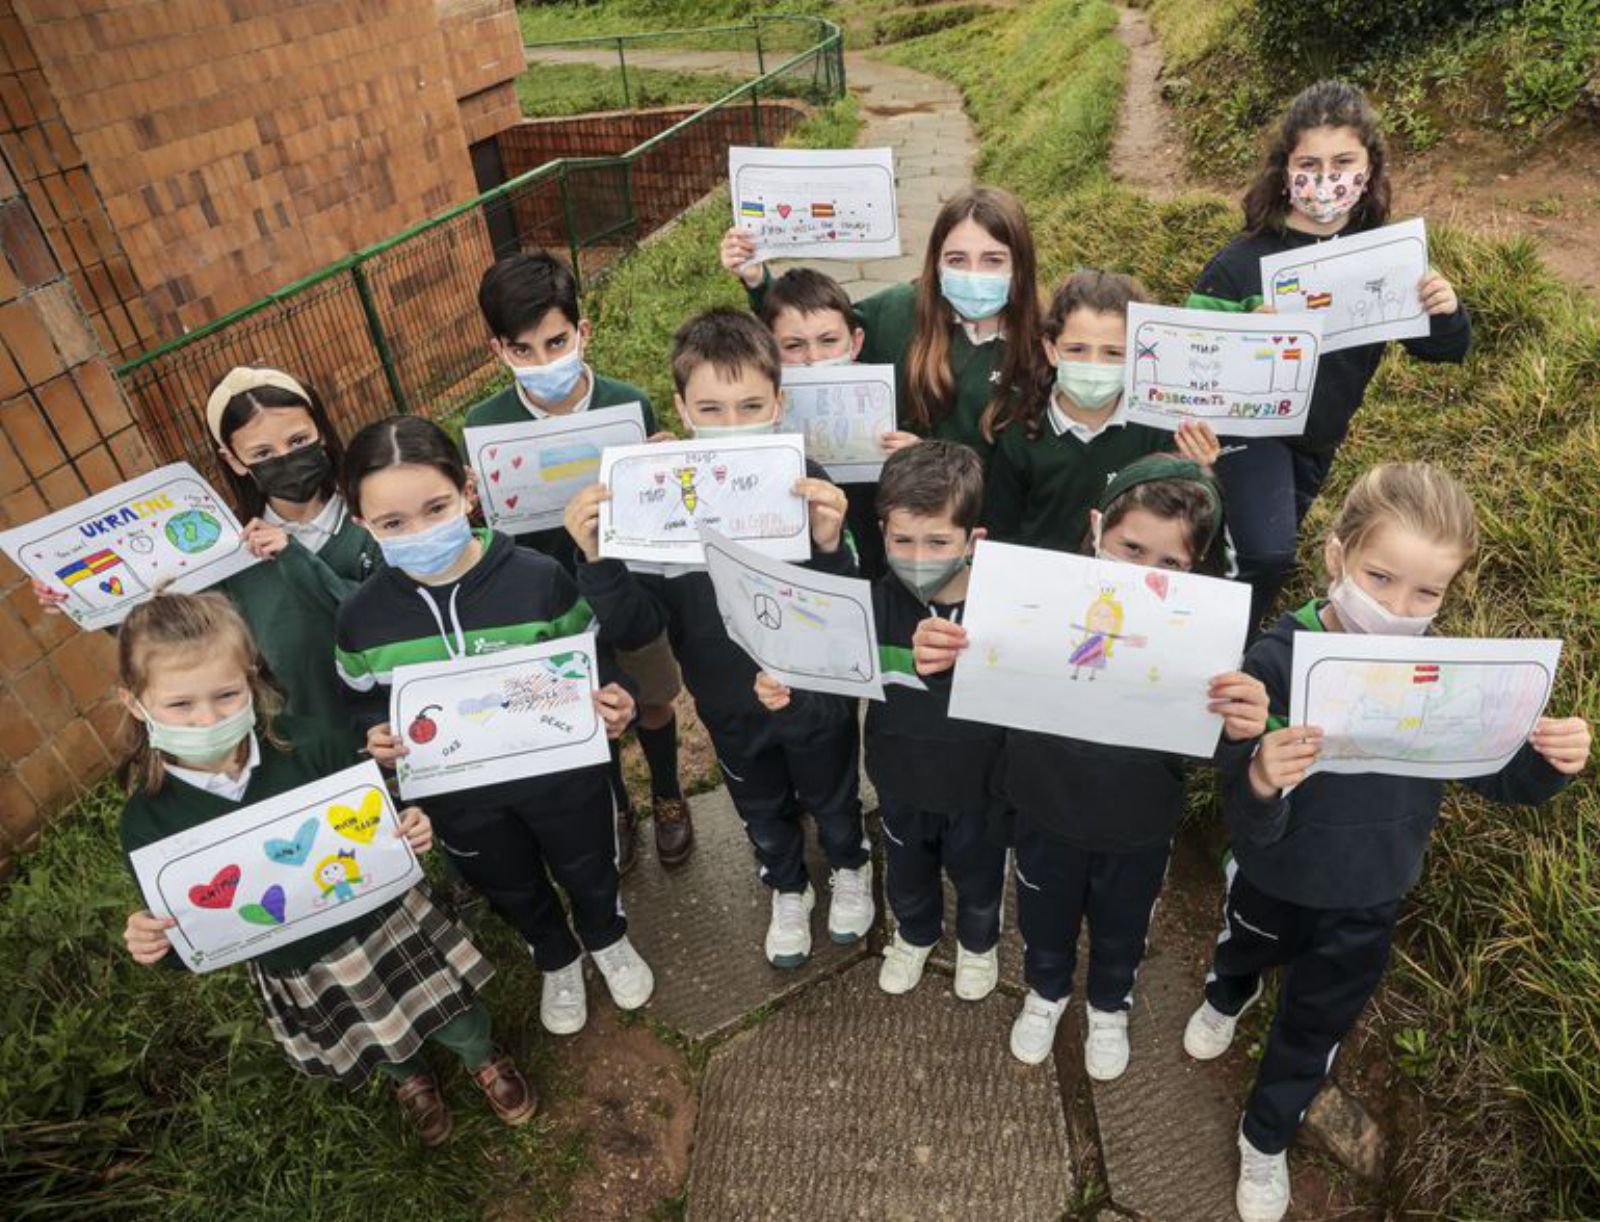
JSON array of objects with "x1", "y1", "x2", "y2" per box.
[{"x1": 1108, "y1": 4, "x2": 1188, "y2": 198}]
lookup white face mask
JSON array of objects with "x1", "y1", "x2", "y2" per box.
[
  {"x1": 139, "y1": 698, "x2": 256, "y2": 767},
  {"x1": 691, "y1": 417, "x2": 778, "y2": 439},
  {"x1": 807, "y1": 354, "x2": 854, "y2": 368},
  {"x1": 1327, "y1": 575, "x2": 1435, "y2": 636}
]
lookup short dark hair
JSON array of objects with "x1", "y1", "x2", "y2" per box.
[
  {"x1": 875, "y1": 440, "x2": 985, "y2": 531},
  {"x1": 670, "y1": 307, "x2": 781, "y2": 396},
  {"x1": 758, "y1": 268, "x2": 857, "y2": 330},
  {"x1": 342, "y1": 415, "x2": 468, "y2": 517},
  {"x1": 477, "y1": 251, "x2": 581, "y2": 342}
]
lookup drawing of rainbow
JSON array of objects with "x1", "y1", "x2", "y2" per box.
[
  {"x1": 739, "y1": 200, "x2": 765, "y2": 218},
  {"x1": 539, "y1": 442, "x2": 601, "y2": 484},
  {"x1": 55, "y1": 548, "x2": 122, "y2": 586}
]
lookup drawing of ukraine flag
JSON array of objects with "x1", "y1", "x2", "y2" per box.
[
  {"x1": 539, "y1": 442, "x2": 601, "y2": 484},
  {"x1": 1274, "y1": 273, "x2": 1301, "y2": 294},
  {"x1": 739, "y1": 200, "x2": 765, "y2": 219},
  {"x1": 56, "y1": 548, "x2": 122, "y2": 586}
]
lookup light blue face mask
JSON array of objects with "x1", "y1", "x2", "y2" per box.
[
  {"x1": 140, "y1": 698, "x2": 255, "y2": 767},
  {"x1": 511, "y1": 346, "x2": 584, "y2": 406},
  {"x1": 939, "y1": 268, "x2": 1010, "y2": 321},
  {"x1": 377, "y1": 512, "x2": 474, "y2": 578}
]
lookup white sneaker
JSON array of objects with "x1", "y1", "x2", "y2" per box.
[
  {"x1": 765, "y1": 884, "x2": 815, "y2": 967},
  {"x1": 1236, "y1": 1129, "x2": 1291, "y2": 1222},
  {"x1": 591, "y1": 935, "x2": 654, "y2": 1011},
  {"x1": 1183, "y1": 981, "x2": 1264, "y2": 1061},
  {"x1": 1084, "y1": 1005, "x2": 1130, "y2": 1081},
  {"x1": 540, "y1": 958, "x2": 587, "y2": 1035},
  {"x1": 1009, "y1": 990, "x2": 1068, "y2": 1065},
  {"x1": 953, "y1": 943, "x2": 999, "y2": 1001},
  {"x1": 878, "y1": 931, "x2": 934, "y2": 994},
  {"x1": 827, "y1": 861, "x2": 875, "y2": 944}
]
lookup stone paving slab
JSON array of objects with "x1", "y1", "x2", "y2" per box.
[{"x1": 689, "y1": 959, "x2": 1075, "y2": 1220}]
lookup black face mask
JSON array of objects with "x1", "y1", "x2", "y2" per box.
[{"x1": 246, "y1": 443, "x2": 331, "y2": 504}]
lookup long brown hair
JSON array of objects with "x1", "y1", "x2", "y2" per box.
[
  {"x1": 211, "y1": 370, "x2": 347, "y2": 521},
  {"x1": 905, "y1": 186, "x2": 1042, "y2": 438},
  {"x1": 1242, "y1": 80, "x2": 1391, "y2": 237}
]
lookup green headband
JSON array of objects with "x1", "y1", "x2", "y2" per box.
[{"x1": 1100, "y1": 454, "x2": 1225, "y2": 556}]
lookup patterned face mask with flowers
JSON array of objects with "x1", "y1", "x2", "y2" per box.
[{"x1": 1286, "y1": 167, "x2": 1366, "y2": 225}]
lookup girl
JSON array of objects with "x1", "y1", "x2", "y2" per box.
[
  {"x1": 333, "y1": 416, "x2": 658, "y2": 1039},
  {"x1": 1190, "y1": 81, "x2": 1470, "y2": 628},
  {"x1": 913, "y1": 454, "x2": 1269, "y2": 1078},
  {"x1": 984, "y1": 269, "x2": 1221, "y2": 550},
  {"x1": 723, "y1": 185, "x2": 1044, "y2": 463},
  {"x1": 33, "y1": 366, "x2": 382, "y2": 739},
  {"x1": 1182, "y1": 463, "x2": 1588, "y2": 1222},
  {"x1": 118, "y1": 592, "x2": 534, "y2": 1147}
]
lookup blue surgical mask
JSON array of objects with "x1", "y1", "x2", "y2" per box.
[
  {"x1": 692, "y1": 418, "x2": 778, "y2": 439},
  {"x1": 939, "y1": 268, "x2": 1010, "y2": 321},
  {"x1": 1055, "y1": 359, "x2": 1125, "y2": 411},
  {"x1": 511, "y1": 345, "x2": 585, "y2": 406},
  {"x1": 377, "y1": 512, "x2": 475, "y2": 578},
  {"x1": 140, "y1": 698, "x2": 255, "y2": 767}
]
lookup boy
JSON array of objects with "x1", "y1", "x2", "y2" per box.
[
  {"x1": 466, "y1": 252, "x2": 692, "y2": 873},
  {"x1": 756, "y1": 441, "x2": 1006, "y2": 998},
  {"x1": 566, "y1": 308, "x2": 874, "y2": 967}
]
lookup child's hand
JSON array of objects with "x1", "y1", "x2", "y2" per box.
[
  {"x1": 913, "y1": 616, "x2": 968, "y2": 676},
  {"x1": 31, "y1": 578, "x2": 69, "y2": 615},
  {"x1": 754, "y1": 670, "x2": 791, "y2": 711},
  {"x1": 1208, "y1": 670, "x2": 1269, "y2": 741},
  {"x1": 720, "y1": 225, "x2": 763, "y2": 288},
  {"x1": 1419, "y1": 271, "x2": 1459, "y2": 316},
  {"x1": 1175, "y1": 419, "x2": 1221, "y2": 467},
  {"x1": 564, "y1": 483, "x2": 611, "y2": 562},
  {"x1": 395, "y1": 806, "x2": 433, "y2": 854},
  {"x1": 794, "y1": 476, "x2": 848, "y2": 554},
  {"x1": 1529, "y1": 716, "x2": 1591, "y2": 775},
  {"x1": 595, "y1": 683, "x2": 636, "y2": 739},
  {"x1": 1248, "y1": 725, "x2": 1323, "y2": 799},
  {"x1": 241, "y1": 518, "x2": 290, "y2": 560},
  {"x1": 124, "y1": 909, "x2": 175, "y2": 965},
  {"x1": 880, "y1": 431, "x2": 921, "y2": 455},
  {"x1": 366, "y1": 722, "x2": 408, "y2": 767}
]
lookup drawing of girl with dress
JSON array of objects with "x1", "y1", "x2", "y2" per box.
[
  {"x1": 313, "y1": 849, "x2": 363, "y2": 905},
  {"x1": 1068, "y1": 588, "x2": 1145, "y2": 680}
]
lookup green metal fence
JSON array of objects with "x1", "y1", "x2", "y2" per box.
[{"x1": 114, "y1": 15, "x2": 844, "y2": 488}]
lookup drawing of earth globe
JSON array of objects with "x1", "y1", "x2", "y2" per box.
[{"x1": 165, "y1": 509, "x2": 223, "y2": 554}]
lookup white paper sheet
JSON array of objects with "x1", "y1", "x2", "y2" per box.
[
  {"x1": 464, "y1": 403, "x2": 647, "y2": 534},
  {"x1": 0, "y1": 462, "x2": 260, "y2": 630},
  {"x1": 128, "y1": 762, "x2": 422, "y2": 973},
  {"x1": 1289, "y1": 632, "x2": 1561, "y2": 780},
  {"x1": 597, "y1": 434, "x2": 810, "y2": 566},
  {"x1": 948, "y1": 541, "x2": 1251, "y2": 757},
  {"x1": 778, "y1": 363, "x2": 896, "y2": 483},
  {"x1": 390, "y1": 634, "x2": 609, "y2": 800},
  {"x1": 702, "y1": 526, "x2": 883, "y2": 701},
  {"x1": 730, "y1": 146, "x2": 900, "y2": 261},
  {"x1": 1260, "y1": 219, "x2": 1430, "y2": 355},
  {"x1": 1124, "y1": 303, "x2": 1324, "y2": 438}
]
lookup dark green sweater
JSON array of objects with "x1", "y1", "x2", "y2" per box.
[{"x1": 120, "y1": 719, "x2": 394, "y2": 974}]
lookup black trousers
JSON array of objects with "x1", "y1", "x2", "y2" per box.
[
  {"x1": 1014, "y1": 812, "x2": 1170, "y2": 1009},
  {"x1": 1204, "y1": 861, "x2": 1402, "y2": 1155},
  {"x1": 880, "y1": 796, "x2": 1006, "y2": 953},
  {"x1": 1215, "y1": 441, "x2": 1335, "y2": 630},
  {"x1": 434, "y1": 766, "x2": 624, "y2": 971},
  {"x1": 706, "y1": 711, "x2": 867, "y2": 893}
]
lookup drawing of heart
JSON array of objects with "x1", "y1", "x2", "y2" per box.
[
  {"x1": 189, "y1": 864, "x2": 241, "y2": 909},
  {"x1": 1144, "y1": 572, "x2": 1170, "y2": 600},
  {"x1": 827, "y1": 231, "x2": 837, "y2": 240},
  {"x1": 489, "y1": 470, "x2": 500, "y2": 483},
  {"x1": 511, "y1": 455, "x2": 524, "y2": 469},
  {"x1": 329, "y1": 789, "x2": 384, "y2": 844},
  {"x1": 488, "y1": 447, "x2": 499, "y2": 460},
  {"x1": 238, "y1": 884, "x2": 287, "y2": 926},
  {"x1": 777, "y1": 204, "x2": 792, "y2": 218},
  {"x1": 264, "y1": 816, "x2": 319, "y2": 866},
  {"x1": 100, "y1": 576, "x2": 124, "y2": 596},
  {"x1": 505, "y1": 494, "x2": 519, "y2": 509},
  {"x1": 1271, "y1": 336, "x2": 1283, "y2": 345},
  {"x1": 713, "y1": 465, "x2": 728, "y2": 483},
  {"x1": 653, "y1": 471, "x2": 666, "y2": 485}
]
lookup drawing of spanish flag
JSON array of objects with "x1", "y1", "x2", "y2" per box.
[
  {"x1": 1281, "y1": 347, "x2": 1303, "y2": 361},
  {"x1": 811, "y1": 202, "x2": 836, "y2": 218},
  {"x1": 55, "y1": 548, "x2": 122, "y2": 587},
  {"x1": 1306, "y1": 292, "x2": 1333, "y2": 309},
  {"x1": 739, "y1": 200, "x2": 765, "y2": 219}
]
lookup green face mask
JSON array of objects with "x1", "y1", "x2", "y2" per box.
[
  {"x1": 1055, "y1": 358, "x2": 1125, "y2": 411},
  {"x1": 140, "y1": 699, "x2": 255, "y2": 767},
  {"x1": 691, "y1": 418, "x2": 777, "y2": 439},
  {"x1": 887, "y1": 553, "x2": 968, "y2": 604}
]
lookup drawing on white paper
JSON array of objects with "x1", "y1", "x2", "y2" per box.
[
  {"x1": 779, "y1": 364, "x2": 896, "y2": 483},
  {"x1": 1067, "y1": 586, "x2": 1149, "y2": 680},
  {"x1": 730, "y1": 147, "x2": 900, "y2": 261},
  {"x1": 1261, "y1": 219, "x2": 1430, "y2": 355}
]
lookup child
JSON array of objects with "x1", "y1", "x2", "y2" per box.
[
  {"x1": 117, "y1": 591, "x2": 534, "y2": 1147},
  {"x1": 466, "y1": 251, "x2": 691, "y2": 873},
  {"x1": 757, "y1": 266, "x2": 905, "y2": 580},
  {"x1": 333, "y1": 415, "x2": 657, "y2": 1038},
  {"x1": 983, "y1": 270, "x2": 1221, "y2": 550},
  {"x1": 757, "y1": 441, "x2": 1007, "y2": 998},
  {"x1": 565, "y1": 308, "x2": 873, "y2": 968},
  {"x1": 1181, "y1": 463, "x2": 1589, "y2": 1222},
  {"x1": 916, "y1": 454, "x2": 1269, "y2": 1075},
  {"x1": 1189, "y1": 81, "x2": 1470, "y2": 628},
  {"x1": 724, "y1": 185, "x2": 1043, "y2": 464},
  {"x1": 34, "y1": 366, "x2": 381, "y2": 741}
]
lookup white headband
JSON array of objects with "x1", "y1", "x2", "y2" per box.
[{"x1": 205, "y1": 366, "x2": 312, "y2": 444}]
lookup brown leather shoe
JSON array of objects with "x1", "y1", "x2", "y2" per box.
[
  {"x1": 616, "y1": 804, "x2": 639, "y2": 876},
  {"x1": 470, "y1": 1051, "x2": 539, "y2": 1126},
  {"x1": 653, "y1": 795, "x2": 695, "y2": 867},
  {"x1": 394, "y1": 1072, "x2": 453, "y2": 1147}
]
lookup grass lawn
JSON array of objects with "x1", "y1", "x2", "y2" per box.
[{"x1": 517, "y1": 61, "x2": 753, "y2": 118}]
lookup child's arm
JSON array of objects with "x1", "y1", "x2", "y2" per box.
[
  {"x1": 753, "y1": 670, "x2": 855, "y2": 733},
  {"x1": 566, "y1": 483, "x2": 671, "y2": 649},
  {"x1": 1464, "y1": 715, "x2": 1589, "y2": 805},
  {"x1": 332, "y1": 607, "x2": 398, "y2": 757},
  {"x1": 1400, "y1": 271, "x2": 1470, "y2": 364},
  {"x1": 795, "y1": 476, "x2": 860, "y2": 577},
  {"x1": 721, "y1": 225, "x2": 766, "y2": 291}
]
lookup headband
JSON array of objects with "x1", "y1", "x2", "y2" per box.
[
  {"x1": 1100, "y1": 454, "x2": 1225, "y2": 558},
  {"x1": 205, "y1": 366, "x2": 311, "y2": 445}
]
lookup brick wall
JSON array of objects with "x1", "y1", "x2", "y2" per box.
[{"x1": 437, "y1": 0, "x2": 524, "y2": 146}]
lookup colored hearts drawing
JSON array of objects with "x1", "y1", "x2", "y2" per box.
[
  {"x1": 264, "y1": 816, "x2": 319, "y2": 867},
  {"x1": 489, "y1": 469, "x2": 501, "y2": 483},
  {"x1": 100, "y1": 576, "x2": 124, "y2": 596},
  {"x1": 505, "y1": 494, "x2": 519, "y2": 509},
  {"x1": 1144, "y1": 571, "x2": 1170, "y2": 601},
  {"x1": 189, "y1": 864, "x2": 240, "y2": 909},
  {"x1": 329, "y1": 789, "x2": 384, "y2": 844},
  {"x1": 511, "y1": 455, "x2": 524, "y2": 469},
  {"x1": 776, "y1": 204, "x2": 793, "y2": 219},
  {"x1": 488, "y1": 447, "x2": 499, "y2": 460},
  {"x1": 238, "y1": 884, "x2": 286, "y2": 927}
]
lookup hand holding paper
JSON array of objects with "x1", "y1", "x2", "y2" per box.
[{"x1": 1528, "y1": 716, "x2": 1592, "y2": 774}]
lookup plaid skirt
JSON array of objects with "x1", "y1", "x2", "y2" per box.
[{"x1": 248, "y1": 884, "x2": 495, "y2": 1089}]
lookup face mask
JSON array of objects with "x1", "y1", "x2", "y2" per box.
[
  {"x1": 1286, "y1": 169, "x2": 1366, "y2": 225},
  {"x1": 511, "y1": 345, "x2": 584, "y2": 405},
  {"x1": 246, "y1": 442, "x2": 331, "y2": 504},
  {"x1": 808, "y1": 354, "x2": 854, "y2": 368},
  {"x1": 377, "y1": 512, "x2": 474, "y2": 578},
  {"x1": 691, "y1": 417, "x2": 777, "y2": 439},
  {"x1": 888, "y1": 552, "x2": 968, "y2": 604},
  {"x1": 1056, "y1": 359, "x2": 1125, "y2": 412},
  {"x1": 141, "y1": 698, "x2": 255, "y2": 767},
  {"x1": 939, "y1": 268, "x2": 1010, "y2": 321},
  {"x1": 1327, "y1": 575, "x2": 1434, "y2": 636}
]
